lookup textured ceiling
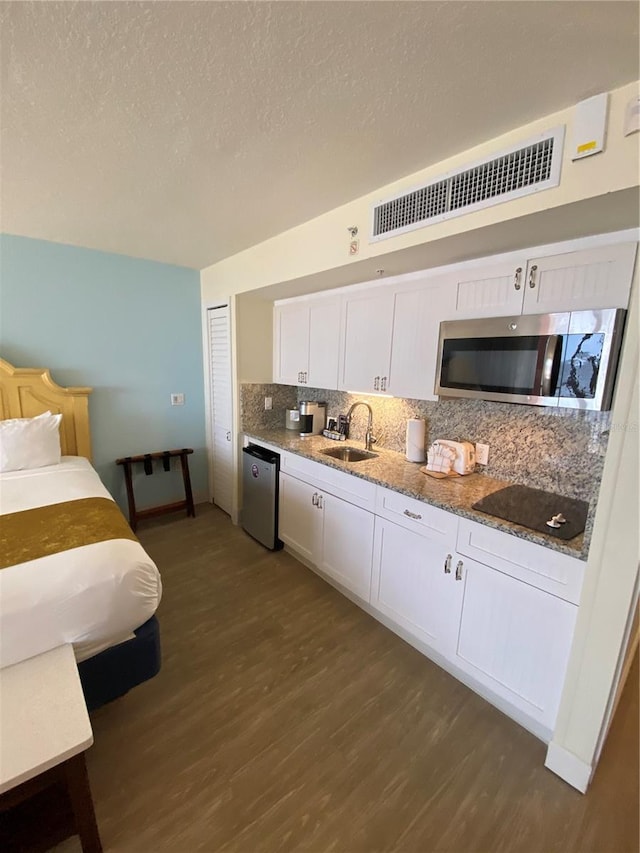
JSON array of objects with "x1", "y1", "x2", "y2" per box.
[{"x1": 1, "y1": 1, "x2": 638, "y2": 270}]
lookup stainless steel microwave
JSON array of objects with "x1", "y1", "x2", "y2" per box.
[{"x1": 434, "y1": 309, "x2": 626, "y2": 410}]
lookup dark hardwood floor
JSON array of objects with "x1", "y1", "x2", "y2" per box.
[{"x1": 56, "y1": 504, "x2": 639, "y2": 852}]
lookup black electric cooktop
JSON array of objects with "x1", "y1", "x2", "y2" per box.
[{"x1": 472, "y1": 485, "x2": 589, "y2": 540}]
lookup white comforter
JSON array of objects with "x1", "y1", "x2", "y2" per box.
[{"x1": 0, "y1": 457, "x2": 162, "y2": 668}]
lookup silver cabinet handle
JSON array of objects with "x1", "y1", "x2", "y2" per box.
[
  {"x1": 312, "y1": 492, "x2": 318, "y2": 506},
  {"x1": 444, "y1": 554, "x2": 452, "y2": 574},
  {"x1": 226, "y1": 431, "x2": 231, "y2": 441},
  {"x1": 297, "y1": 371, "x2": 301, "y2": 383},
  {"x1": 381, "y1": 376, "x2": 387, "y2": 391},
  {"x1": 528, "y1": 264, "x2": 538, "y2": 289},
  {"x1": 374, "y1": 376, "x2": 380, "y2": 390},
  {"x1": 514, "y1": 266, "x2": 522, "y2": 291},
  {"x1": 317, "y1": 494, "x2": 323, "y2": 510},
  {"x1": 303, "y1": 371, "x2": 307, "y2": 383},
  {"x1": 455, "y1": 560, "x2": 464, "y2": 581},
  {"x1": 403, "y1": 509, "x2": 422, "y2": 520}
]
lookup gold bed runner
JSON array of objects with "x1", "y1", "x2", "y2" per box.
[{"x1": 0, "y1": 497, "x2": 137, "y2": 570}]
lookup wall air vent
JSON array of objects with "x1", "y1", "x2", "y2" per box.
[{"x1": 371, "y1": 126, "x2": 565, "y2": 242}]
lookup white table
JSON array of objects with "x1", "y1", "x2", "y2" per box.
[{"x1": 0, "y1": 644, "x2": 102, "y2": 852}]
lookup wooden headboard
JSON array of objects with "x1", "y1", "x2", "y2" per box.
[{"x1": 0, "y1": 359, "x2": 93, "y2": 459}]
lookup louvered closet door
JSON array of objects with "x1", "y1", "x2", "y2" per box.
[{"x1": 208, "y1": 306, "x2": 233, "y2": 516}]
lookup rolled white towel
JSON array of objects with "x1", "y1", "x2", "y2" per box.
[{"x1": 426, "y1": 442, "x2": 456, "y2": 474}]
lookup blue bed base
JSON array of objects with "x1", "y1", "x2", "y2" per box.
[{"x1": 77, "y1": 616, "x2": 161, "y2": 711}]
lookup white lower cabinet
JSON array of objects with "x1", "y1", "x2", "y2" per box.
[
  {"x1": 279, "y1": 470, "x2": 374, "y2": 601},
  {"x1": 453, "y1": 557, "x2": 578, "y2": 730},
  {"x1": 277, "y1": 454, "x2": 582, "y2": 739},
  {"x1": 320, "y1": 494, "x2": 375, "y2": 600},
  {"x1": 371, "y1": 517, "x2": 463, "y2": 657},
  {"x1": 278, "y1": 472, "x2": 319, "y2": 565}
]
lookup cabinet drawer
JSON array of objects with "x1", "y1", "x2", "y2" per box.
[
  {"x1": 375, "y1": 486, "x2": 459, "y2": 540},
  {"x1": 456, "y1": 517, "x2": 585, "y2": 604},
  {"x1": 280, "y1": 451, "x2": 376, "y2": 510}
]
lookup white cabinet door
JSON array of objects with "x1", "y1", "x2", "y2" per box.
[
  {"x1": 371, "y1": 518, "x2": 463, "y2": 657},
  {"x1": 445, "y1": 259, "x2": 525, "y2": 319},
  {"x1": 278, "y1": 472, "x2": 320, "y2": 564},
  {"x1": 273, "y1": 303, "x2": 309, "y2": 385},
  {"x1": 307, "y1": 298, "x2": 342, "y2": 390},
  {"x1": 319, "y1": 493, "x2": 375, "y2": 600},
  {"x1": 340, "y1": 290, "x2": 394, "y2": 392},
  {"x1": 454, "y1": 557, "x2": 578, "y2": 730},
  {"x1": 522, "y1": 243, "x2": 637, "y2": 315},
  {"x1": 387, "y1": 279, "x2": 457, "y2": 401}
]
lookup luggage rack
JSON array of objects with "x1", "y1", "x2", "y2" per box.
[{"x1": 115, "y1": 448, "x2": 195, "y2": 532}]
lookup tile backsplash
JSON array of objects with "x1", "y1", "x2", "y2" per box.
[
  {"x1": 241, "y1": 383, "x2": 297, "y2": 432},
  {"x1": 241, "y1": 383, "x2": 611, "y2": 505}
]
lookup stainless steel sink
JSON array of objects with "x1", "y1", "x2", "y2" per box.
[{"x1": 320, "y1": 446, "x2": 378, "y2": 463}]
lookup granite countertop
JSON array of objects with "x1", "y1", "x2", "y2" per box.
[{"x1": 244, "y1": 428, "x2": 586, "y2": 560}]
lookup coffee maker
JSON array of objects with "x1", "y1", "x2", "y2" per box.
[{"x1": 299, "y1": 401, "x2": 326, "y2": 436}]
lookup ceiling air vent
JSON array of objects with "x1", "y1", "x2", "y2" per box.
[{"x1": 371, "y1": 126, "x2": 565, "y2": 242}]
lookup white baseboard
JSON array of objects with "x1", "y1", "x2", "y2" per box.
[{"x1": 545, "y1": 741, "x2": 592, "y2": 793}]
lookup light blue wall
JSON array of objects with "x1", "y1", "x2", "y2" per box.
[{"x1": 0, "y1": 234, "x2": 207, "y2": 512}]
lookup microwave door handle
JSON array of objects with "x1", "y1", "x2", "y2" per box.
[{"x1": 541, "y1": 335, "x2": 561, "y2": 397}]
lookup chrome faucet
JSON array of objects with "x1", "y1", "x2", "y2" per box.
[{"x1": 346, "y1": 401, "x2": 377, "y2": 451}]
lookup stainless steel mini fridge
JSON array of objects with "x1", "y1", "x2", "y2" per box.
[{"x1": 241, "y1": 444, "x2": 282, "y2": 550}]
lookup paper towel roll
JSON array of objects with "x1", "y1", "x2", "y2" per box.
[{"x1": 405, "y1": 418, "x2": 426, "y2": 463}]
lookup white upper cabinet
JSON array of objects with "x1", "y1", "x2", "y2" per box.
[
  {"x1": 445, "y1": 258, "x2": 525, "y2": 319},
  {"x1": 274, "y1": 296, "x2": 341, "y2": 388},
  {"x1": 447, "y1": 242, "x2": 636, "y2": 320},
  {"x1": 273, "y1": 302, "x2": 310, "y2": 385},
  {"x1": 307, "y1": 298, "x2": 342, "y2": 388},
  {"x1": 274, "y1": 235, "x2": 637, "y2": 397},
  {"x1": 340, "y1": 289, "x2": 395, "y2": 393},
  {"x1": 522, "y1": 242, "x2": 637, "y2": 315},
  {"x1": 340, "y1": 275, "x2": 457, "y2": 399},
  {"x1": 387, "y1": 278, "x2": 457, "y2": 401}
]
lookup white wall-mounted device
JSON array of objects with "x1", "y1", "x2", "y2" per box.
[{"x1": 571, "y1": 93, "x2": 609, "y2": 160}]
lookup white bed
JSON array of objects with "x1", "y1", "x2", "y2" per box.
[
  {"x1": 0, "y1": 456, "x2": 162, "y2": 669},
  {"x1": 0, "y1": 359, "x2": 162, "y2": 684}
]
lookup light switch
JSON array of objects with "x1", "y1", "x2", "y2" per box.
[{"x1": 170, "y1": 393, "x2": 185, "y2": 406}]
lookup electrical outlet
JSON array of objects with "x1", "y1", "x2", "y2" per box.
[
  {"x1": 475, "y1": 443, "x2": 490, "y2": 466},
  {"x1": 170, "y1": 393, "x2": 185, "y2": 406},
  {"x1": 264, "y1": 396, "x2": 272, "y2": 411}
]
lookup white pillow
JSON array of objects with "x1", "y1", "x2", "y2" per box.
[{"x1": 0, "y1": 411, "x2": 63, "y2": 472}]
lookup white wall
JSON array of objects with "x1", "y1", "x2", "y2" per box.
[{"x1": 202, "y1": 81, "x2": 639, "y2": 302}]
